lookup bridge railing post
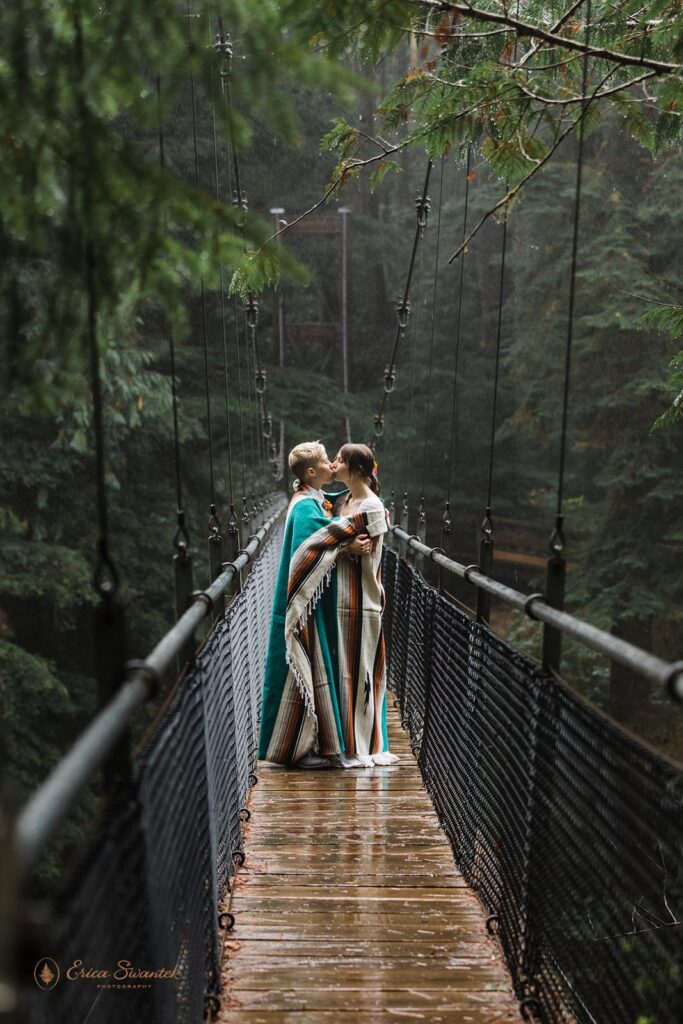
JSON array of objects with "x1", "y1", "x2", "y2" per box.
[
  {"x1": 208, "y1": 507, "x2": 224, "y2": 619},
  {"x1": 475, "y1": 507, "x2": 494, "y2": 624},
  {"x1": 399, "y1": 493, "x2": 411, "y2": 565},
  {"x1": 95, "y1": 589, "x2": 132, "y2": 800},
  {"x1": 174, "y1": 545, "x2": 195, "y2": 672},
  {"x1": 541, "y1": 517, "x2": 566, "y2": 674}
]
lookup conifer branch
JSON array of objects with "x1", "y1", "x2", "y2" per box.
[
  {"x1": 446, "y1": 115, "x2": 581, "y2": 263},
  {"x1": 411, "y1": 0, "x2": 683, "y2": 74}
]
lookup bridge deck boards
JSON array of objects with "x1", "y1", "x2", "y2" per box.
[{"x1": 218, "y1": 702, "x2": 523, "y2": 1024}]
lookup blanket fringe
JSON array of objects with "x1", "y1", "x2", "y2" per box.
[{"x1": 284, "y1": 563, "x2": 335, "y2": 747}]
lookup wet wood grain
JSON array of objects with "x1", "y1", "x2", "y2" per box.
[{"x1": 218, "y1": 702, "x2": 523, "y2": 1023}]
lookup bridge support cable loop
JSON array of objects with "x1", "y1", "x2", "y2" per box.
[
  {"x1": 664, "y1": 661, "x2": 683, "y2": 703},
  {"x1": 124, "y1": 659, "x2": 162, "y2": 702},
  {"x1": 524, "y1": 592, "x2": 547, "y2": 621},
  {"x1": 543, "y1": 0, "x2": 592, "y2": 674},
  {"x1": 372, "y1": 159, "x2": 432, "y2": 451}
]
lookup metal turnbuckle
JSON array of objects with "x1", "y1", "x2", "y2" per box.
[{"x1": 396, "y1": 297, "x2": 411, "y2": 329}]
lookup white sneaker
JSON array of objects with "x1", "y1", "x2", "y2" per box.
[
  {"x1": 372, "y1": 751, "x2": 400, "y2": 765},
  {"x1": 294, "y1": 754, "x2": 333, "y2": 770},
  {"x1": 329, "y1": 752, "x2": 374, "y2": 769}
]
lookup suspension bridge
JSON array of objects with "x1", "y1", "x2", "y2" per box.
[{"x1": 3, "y1": 11, "x2": 683, "y2": 1024}]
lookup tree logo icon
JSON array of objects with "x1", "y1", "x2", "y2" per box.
[{"x1": 33, "y1": 958, "x2": 60, "y2": 990}]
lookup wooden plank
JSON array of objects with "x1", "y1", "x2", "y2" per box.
[
  {"x1": 241, "y1": 873, "x2": 464, "y2": 887},
  {"x1": 220, "y1": 988, "x2": 522, "y2": 1012},
  {"x1": 218, "y1": 1002, "x2": 523, "y2": 1024},
  {"x1": 223, "y1": 940, "x2": 492, "y2": 958},
  {"x1": 218, "y1": 699, "x2": 523, "y2": 1024}
]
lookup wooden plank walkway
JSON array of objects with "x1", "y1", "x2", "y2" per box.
[{"x1": 218, "y1": 701, "x2": 524, "y2": 1024}]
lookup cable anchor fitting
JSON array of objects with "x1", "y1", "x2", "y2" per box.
[
  {"x1": 383, "y1": 364, "x2": 396, "y2": 394},
  {"x1": 373, "y1": 413, "x2": 384, "y2": 438},
  {"x1": 396, "y1": 297, "x2": 411, "y2": 330},
  {"x1": 481, "y1": 505, "x2": 493, "y2": 540},
  {"x1": 442, "y1": 500, "x2": 452, "y2": 535},
  {"x1": 245, "y1": 294, "x2": 259, "y2": 330},
  {"x1": 549, "y1": 513, "x2": 565, "y2": 559},
  {"x1": 208, "y1": 503, "x2": 222, "y2": 541},
  {"x1": 415, "y1": 191, "x2": 431, "y2": 237},
  {"x1": 173, "y1": 509, "x2": 191, "y2": 555},
  {"x1": 214, "y1": 31, "x2": 233, "y2": 78},
  {"x1": 254, "y1": 365, "x2": 267, "y2": 394},
  {"x1": 262, "y1": 412, "x2": 273, "y2": 439},
  {"x1": 227, "y1": 503, "x2": 239, "y2": 536},
  {"x1": 232, "y1": 187, "x2": 248, "y2": 227},
  {"x1": 93, "y1": 536, "x2": 120, "y2": 599}
]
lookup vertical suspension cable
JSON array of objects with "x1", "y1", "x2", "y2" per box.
[
  {"x1": 482, "y1": 3, "x2": 520, "y2": 551},
  {"x1": 72, "y1": 10, "x2": 119, "y2": 598},
  {"x1": 540, "y1": 2, "x2": 593, "y2": 673},
  {"x1": 421, "y1": 155, "x2": 445, "y2": 503},
  {"x1": 403, "y1": 243, "x2": 425, "y2": 502},
  {"x1": 242, "y1": 302, "x2": 257, "y2": 503},
  {"x1": 553, "y1": 0, "x2": 592, "y2": 555},
  {"x1": 209, "y1": 32, "x2": 236, "y2": 516},
  {"x1": 443, "y1": 146, "x2": 471, "y2": 538},
  {"x1": 219, "y1": 32, "x2": 273, "y2": 510},
  {"x1": 232, "y1": 296, "x2": 248, "y2": 501},
  {"x1": 219, "y1": 51, "x2": 248, "y2": 512},
  {"x1": 373, "y1": 159, "x2": 433, "y2": 448},
  {"x1": 157, "y1": 76, "x2": 190, "y2": 554},
  {"x1": 484, "y1": 203, "x2": 509, "y2": 520},
  {"x1": 187, "y1": 0, "x2": 218, "y2": 531}
]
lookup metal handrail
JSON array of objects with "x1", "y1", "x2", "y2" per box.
[
  {"x1": 16, "y1": 498, "x2": 287, "y2": 877},
  {"x1": 390, "y1": 524, "x2": 683, "y2": 703}
]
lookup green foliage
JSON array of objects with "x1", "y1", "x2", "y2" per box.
[{"x1": 2, "y1": 0, "x2": 683, "y2": 888}]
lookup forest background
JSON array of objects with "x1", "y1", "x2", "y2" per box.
[{"x1": 1, "y1": 0, "x2": 682, "y2": 888}]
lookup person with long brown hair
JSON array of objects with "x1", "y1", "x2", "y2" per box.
[{"x1": 328, "y1": 443, "x2": 399, "y2": 767}]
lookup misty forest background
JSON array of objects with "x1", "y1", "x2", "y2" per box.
[{"x1": 1, "y1": 0, "x2": 682, "y2": 887}]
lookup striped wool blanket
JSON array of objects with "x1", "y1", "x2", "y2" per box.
[
  {"x1": 259, "y1": 494, "x2": 366, "y2": 765},
  {"x1": 259, "y1": 492, "x2": 391, "y2": 765}
]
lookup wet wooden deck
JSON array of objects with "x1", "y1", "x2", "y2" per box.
[{"x1": 218, "y1": 700, "x2": 524, "y2": 1024}]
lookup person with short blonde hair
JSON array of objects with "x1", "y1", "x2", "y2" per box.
[
  {"x1": 258, "y1": 440, "x2": 370, "y2": 769},
  {"x1": 288, "y1": 440, "x2": 327, "y2": 485}
]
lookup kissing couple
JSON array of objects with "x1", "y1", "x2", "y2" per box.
[{"x1": 258, "y1": 440, "x2": 400, "y2": 769}]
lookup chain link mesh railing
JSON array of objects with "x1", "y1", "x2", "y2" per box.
[
  {"x1": 22, "y1": 521, "x2": 283, "y2": 1024},
  {"x1": 382, "y1": 546, "x2": 683, "y2": 1024}
]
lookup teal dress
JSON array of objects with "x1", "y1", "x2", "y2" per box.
[{"x1": 258, "y1": 495, "x2": 346, "y2": 763}]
